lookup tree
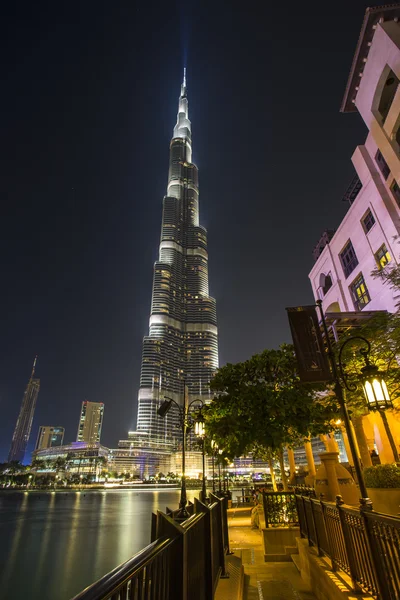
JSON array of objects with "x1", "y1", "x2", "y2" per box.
[
  {"x1": 54, "y1": 457, "x2": 66, "y2": 475},
  {"x1": 204, "y1": 344, "x2": 339, "y2": 488}
]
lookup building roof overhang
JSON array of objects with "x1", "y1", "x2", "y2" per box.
[
  {"x1": 324, "y1": 310, "x2": 388, "y2": 340},
  {"x1": 341, "y1": 4, "x2": 400, "y2": 113}
]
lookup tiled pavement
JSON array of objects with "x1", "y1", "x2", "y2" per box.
[{"x1": 223, "y1": 507, "x2": 317, "y2": 600}]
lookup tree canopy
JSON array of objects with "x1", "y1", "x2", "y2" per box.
[{"x1": 204, "y1": 344, "x2": 339, "y2": 459}]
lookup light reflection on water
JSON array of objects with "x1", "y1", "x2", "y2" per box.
[{"x1": 0, "y1": 489, "x2": 196, "y2": 600}]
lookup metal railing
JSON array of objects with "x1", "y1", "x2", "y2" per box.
[
  {"x1": 71, "y1": 537, "x2": 176, "y2": 600},
  {"x1": 295, "y1": 494, "x2": 400, "y2": 600},
  {"x1": 262, "y1": 492, "x2": 299, "y2": 527},
  {"x1": 71, "y1": 495, "x2": 228, "y2": 600}
]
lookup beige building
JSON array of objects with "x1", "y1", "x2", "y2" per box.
[
  {"x1": 35, "y1": 426, "x2": 64, "y2": 450},
  {"x1": 77, "y1": 400, "x2": 104, "y2": 443}
]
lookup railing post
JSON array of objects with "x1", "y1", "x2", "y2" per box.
[
  {"x1": 302, "y1": 496, "x2": 311, "y2": 545},
  {"x1": 156, "y1": 511, "x2": 185, "y2": 600},
  {"x1": 359, "y1": 503, "x2": 393, "y2": 600},
  {"x1": 221, "y1": 496, "x2": 231, "y2": 555},
  {"x1": 210, "y1": 492, "x2": 229, "y2": 579},
  {"x1": 151, "y1": 512, "x2": 157, "y2": 543},
  {"x1": 262, "y1": 491, "x2": 269, "y2": 527},
  {"x1": 335, "y1": 495, "x2": 361, "y2": 593},
  {"x1": 194, "y1": 498, "x2": 213, "y2": 600},
  {"x1": 309, "y1": 499, "x2": 322, "y2": 556}
]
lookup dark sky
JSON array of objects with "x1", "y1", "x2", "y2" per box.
[{"x1": 1, "y1": 0, "x2": 384, "y2": 461}]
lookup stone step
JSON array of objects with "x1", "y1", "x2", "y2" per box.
[
  {"x1": 291, "y1": 553, "x2": 302, "y2": 573},
  {"x1": 284, "y1": 545, "x2": 298, "y2": 555}
]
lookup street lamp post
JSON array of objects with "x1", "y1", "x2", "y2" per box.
[
  {"x1": 218, "y1": 449, "x2": 223, "y2": 494},
  {"x1": 194, "y1": 412, "x2": 207, "y2": 502},
  {"x1": 211, "y1": 440, "x2": 217, "y2": 493},
  {"x1": 317, "y1": 301, "x2": 396, "y2": 508},
  {"x1": 158, "y1": 392, "x2": 204, "y2": 520}
]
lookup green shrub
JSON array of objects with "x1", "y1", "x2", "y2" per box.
[{"x1": 364, "y1": 464, "x2": 400, "y2": 488}]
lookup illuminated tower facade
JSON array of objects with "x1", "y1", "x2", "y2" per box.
[
  {"x1": 77, "y1": 400, "x2": 104, "y2": 443},
  {"x1": 8, "y1": 357, "x2": 40, "y2": 463},
  {"x1": 136, "y1": 70, "x2": 219, "y2": 441}
]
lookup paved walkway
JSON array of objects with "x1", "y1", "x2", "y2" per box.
[{"x1": 227, "y1": 507, "x2": 316, "y2": 600}]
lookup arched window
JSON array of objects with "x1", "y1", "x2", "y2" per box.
[
  {"x1": 318, "y1": 273, "x2": 333, "y2": 296},
  {"x1": 373, "y1": 66, "x2": 399, "y2": 124}
]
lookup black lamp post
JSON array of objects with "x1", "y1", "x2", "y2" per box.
[
  {"x1": 194, "y1": 411, "x2": 207, "y2": 502},
  {"x1": 317, "y1": 300, "x2": 396, "y2": 507},
  {"x1": 211, "y1": 440, "x2": 217, "y2": 493},
  {"x1": 218, "y1": 449, "x2": 223, "y2": 494},
  {"x1": 157, "y1": 394, "x2": 204, "y2": 520}
]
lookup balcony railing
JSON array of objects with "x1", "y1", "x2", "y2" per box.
[{"x1": 71, "y1": 494, "x2": 228, "y2": 600}]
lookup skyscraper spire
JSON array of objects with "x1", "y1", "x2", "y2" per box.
[
  {"x1": 135, "y1": 72, "x2": 219, "y2": 442},
  {"x1": 30, "y1": 355, "x2": 37, "y2": 379},
  {"x1": 181, "y1": 67, "x2": 187, "y2": 96},
  {"x1": 175, "y1": 69, "x2": 191, "y2": 142},
  {"x1": 8, "y1": 358, "x2": 41, "y2": 463}
]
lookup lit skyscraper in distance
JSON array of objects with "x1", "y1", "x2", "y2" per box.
[
  {"x1": 35, "y1": 426, "x2": 65, "y2": 451},
  {"x1": 136, "y1": 70, "x2": 219, "y2": 441},
  {"x1": 77, "y1": 400, "x2": 104, "y2": 443},
  {"x1": 8, "y1": 357, "x2": 40, "y2": 463}
]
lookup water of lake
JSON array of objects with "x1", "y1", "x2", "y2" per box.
[{"x1": 0, "y1": 488, "x2": 197, "y2": 600}]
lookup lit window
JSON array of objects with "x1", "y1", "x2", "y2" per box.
[
  {"x1": 362, "y1": 210, "x2": 375, "y2": 233},
  {"x1": 375, "y1": 244, "x2": 391, "y2": 269},
  {"x1": 375, "y1": 150, "x2": 390, "y2": 180},
  {"x1": 350, "y1": 274, "x2": 371, "y2": 310},
  {"x1": 340, "y1": 241, "x2": 359, "y2": 278}
]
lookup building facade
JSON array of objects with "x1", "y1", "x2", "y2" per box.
[
  {"x1": 109, "y1": 432, "x2": 174, "y2": 478},
  {"x1": 77, "y1": 401, "x2": 104, "y2": 443},
  {"x1": 35, "y1": 426, "x2": 64, "y2": 451},
  {"x1": 8, "y1": 357, "x2": 40, "y2": 463},
  {"x1": 309, "y1": 6, "x2": 400, "y2": 317},
  {"x1": 33, "y1": 441, "x2": 109, "y2": 475},
  {"x1": 136, "y1": 70, "x2": 219, "y2": 442},
  {"x1": 309, "y1": 5, "x2": 400, "y2": 464}
]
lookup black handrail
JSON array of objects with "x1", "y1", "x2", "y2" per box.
[{"x1": 71, "y1": 536, "x2": 175, "y2": 600}]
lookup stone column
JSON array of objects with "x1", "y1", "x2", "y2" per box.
[
  {"x1": 352, "y1": 415, "x2": 372, "y2": 467},
  {"x1": 278, "y1": 448, "x2": 289, "y2": 491},
  {"x1": 315, "y1": 451, "x2": 359, "y2": 505},
  {"x1": 362, "y1": 414, "x2": 376, "y2": 454},
  {"x1": 340, "y1": 426, "x2": 354, "y2": 466},
  {"x1": 385, "y1": 410, "x2": 400, "y2": 458},
  {"x1": 368, "y1": 411, "x2": 393, "y2": 464},
  {"x1": 287, "y1": 447, "x2": 296, "y2": 484},
  {"x1": 318, "y1": 452, "x2": 340, "y2": 499},
  {"x1": 304, "y1": 439, "x2": 316, "y2": 486}
]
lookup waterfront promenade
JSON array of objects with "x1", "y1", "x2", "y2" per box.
[{"x1": 217, "y1": 506, "x2": 316, "y2": 600}]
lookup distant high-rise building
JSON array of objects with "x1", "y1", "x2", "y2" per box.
[
  {"x1": 35, "y1": 426, "x2": 65, "y2": 451},
  {"x1": 135, "y1": 70, "x2": 219, "y2": 442},
  {"x1": 77, "y1": 401, "x2": 104, "y2": 443},
  {"x1": 8, "y1": 357, "x2": 40, "y2": 463}
]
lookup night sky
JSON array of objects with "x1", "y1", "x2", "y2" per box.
[{"x1": 1, "y1": 1, "x2": 384, "y2": 461}]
